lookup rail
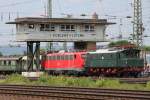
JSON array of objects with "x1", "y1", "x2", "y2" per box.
[{"x1": 0, "y1": 85, "x2": 150, "y2": 100}]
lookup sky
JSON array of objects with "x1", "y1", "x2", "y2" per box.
[{"x1": 0, "y1": 0, "x2": 150, "y2": 46}]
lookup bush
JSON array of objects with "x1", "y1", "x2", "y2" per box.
[
  {"x1": 95, "y1": 79, "x2": 105, "y2": 87},
  {"x1": 102, "y1": 79, "x2": 121, "y2": 89},
  {"x1": 1, "y1": 74, "x2": 150, "y2": 91},
  {"x1": 146, "y1": 81, "x2": 150, "y2": 89},
  {"x1": 2, "y1": 74, "x2": 30, "y2": 84}
]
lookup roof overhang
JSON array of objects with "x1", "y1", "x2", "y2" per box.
[{"x1": 6, "y1": 17, "x2": 116, "y2": 25}]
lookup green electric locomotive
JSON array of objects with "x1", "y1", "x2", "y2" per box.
[{"x1": 84, "y1": 48, "x2": 144, "y2": 77}]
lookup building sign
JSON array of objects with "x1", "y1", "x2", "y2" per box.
[
  {"x1": 16, "y1": 32, "x2": 103, "y2": 41},
  {"x1": 50, "y1": 34, "x2": 84, "y2": 38}
]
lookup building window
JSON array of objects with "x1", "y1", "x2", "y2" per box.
[
  {"x1": 84, "y1": 25, "x2": 95, "y2": 32},
  {"x1": 60, "y1": 24, "x2": 75, "y2": 31},
  {"x1": 40, "y1": 24, "x2": 55, "y2": 31},
  {"x1": 28, "y1": 24, "x2": 34, "y2": 29}
]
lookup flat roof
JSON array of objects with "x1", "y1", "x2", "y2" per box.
[
  {"x1": 15, "y1": 39, "x2": 108, "y2": 42},
  {"x1": 6, "y1": 17, "x2": 115, "y2": 25},
  {"x1": 0, "y1": 56, "x2": 22, "y2": 61},
  {"x1": 88, "y1": 49, "x2": 124, "y2": 54}
]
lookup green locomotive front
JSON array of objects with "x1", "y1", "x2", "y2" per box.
[{"x1": 85, "y1": 48, "x2": 144, "y2": 77}]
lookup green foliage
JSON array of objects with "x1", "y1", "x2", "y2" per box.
[
  {"x1": 142, "y1": 46, "x2": 150, "y2": 51},
  {"x1": 0, "y1": 74, "x2": 150, "y2": 91},
  {"x1": 146, "y1": 81, "x2": 150, "y2": 89},
  {"x1": 0, "y1": 52, "x2": 2, "y2": 56},
  {"x1": 1, "y1": 74, "x2": 30, "y2": 84},
  {"x1": 95, "y1": 79, "x2": 105, "y2": 87},
  {"x1": 109, "y1": 40, "x2": 132, "y2": 47},
  {"x1": 102, "y1": 79, "x2": 120, "y2": 88}
]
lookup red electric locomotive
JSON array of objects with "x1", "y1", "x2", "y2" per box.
[{"x1": 41, "y1": 52, "x2": 87, "y2": 75}]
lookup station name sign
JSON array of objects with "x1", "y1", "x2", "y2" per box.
[
  {"x1": 50, "y1": 34, "x2": 85, "y2": 38},
  {"x1": 17, "y1": 33, "x2": 100, "y2": 41}
]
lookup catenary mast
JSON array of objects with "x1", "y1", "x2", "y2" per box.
[
  {"x1": 46, "y1": 0, "x2": 67, "y2": 51},
  {"x1": 133, "y1": 0, "x2": 143, "y2": 47},
  {"x1": 46, "y1": 0, "x2": 53, "y2": 51},
  {"x1": 47, "y1": 0, "x2": 52, "y2": 18}
]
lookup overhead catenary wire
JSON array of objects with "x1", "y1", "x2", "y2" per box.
[{"x1": 0, "y1": 0, "x2": 36, "y2": 8}]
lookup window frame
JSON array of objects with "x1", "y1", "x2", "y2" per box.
[
  {"x1": 83, "y1": 24, "x2": 95, "y2": 32},
  {"x1": 60, "y1": 24, "x2": 76, "y2": 32},
  {"x1": 40, "y1": 24, "x2": 55, "y2": 31}
]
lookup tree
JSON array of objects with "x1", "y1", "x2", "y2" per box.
[
  {"x1": 142, "y1": 46, "x2": 150, "y2": 51},
  {"x1": 108, "y1": 40, "x2": 132, "y2": 47},
  {"x1": 0, "y1": 52, "x2": 2, "y2": 56}
]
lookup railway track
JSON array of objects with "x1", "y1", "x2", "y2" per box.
[
  {"x1": 118, "y1": 77, "x2": 150, "y2": 84},
  {"x1": 1, "y1": 75, "x2": 150, "y2": 84},
  {"x1": 92, "y1": 77, "x2": 150, "y2": 84},
  {"x1": 0, "y1": 85, "x2": 150, "y2": 100}
]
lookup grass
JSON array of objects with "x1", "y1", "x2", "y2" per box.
[{"x1": 0, "y1": 74, "x2": 150, "y2": 91}]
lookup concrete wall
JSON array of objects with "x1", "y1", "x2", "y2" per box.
[{"x1": 16, "y1": 24, "x2": 106, "y2": 42}]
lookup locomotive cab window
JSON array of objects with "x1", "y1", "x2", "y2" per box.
[{"x1": 123, "y1": 49, "x2": 140, "y2": 58}]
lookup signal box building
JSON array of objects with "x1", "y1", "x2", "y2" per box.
[
  {"x1": 7, "y1": 15, "x2": 114, "y2": 71},
  {"x1": 7, "y1": 15, "x2": 114, "y2": 50}
]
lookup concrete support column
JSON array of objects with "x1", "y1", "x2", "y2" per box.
[
  {"x1": 27, "y1": 42, "x2": 33, "y2": 71},
  {"x1": 35, "y1": 42, "x2": 40, "y2": 70}
]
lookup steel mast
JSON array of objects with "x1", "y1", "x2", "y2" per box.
[
  {"x1": 133, "y1": 0, "x2": 143, "y2": 47},
  {"x1": 47, "y1": 0, "x2": 52, "y2": 18},
  {"x1": 46, "y1": 0, "x2": 53, "y2": 51}
]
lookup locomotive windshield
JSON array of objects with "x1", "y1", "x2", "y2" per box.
[{"x1": 123, "y1": 49, "x2": 140, "y2": 58}]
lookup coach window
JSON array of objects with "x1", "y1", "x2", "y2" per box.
[
  {"x1": 51, "y1": 56, "x2": 54, "y2": 60},
  {"x1": 68, "y1": 55, "x2": 73, "y2": 60},
  {"x1": 55, "y1": 56, "x2": 57, "y2": 60},
  {"x1": 64, "y1": 55, "x2": 68, "y2": 60},
  {"x1": 4, "y1": 61, "x2": 6, "y2": 65},
  {"x1": 67, "y1": 55, "x2": 70, "y2": 60},
  {"x1": 49, "y1": 56, "x2": 52, "y2": 60},
  {"x1": 8, "y1": 61, "x2": 11, "y2": 65},
  {"x1": 47, "y1": 56, "x2": 49, "y2": 60},
  {"x1": 71, "y1": 55, "x2": 74, "y2": 60},
  {"x1": 57, "y1": 56, "x2": 61, "y2": 60},
  {"x1": 52, "y1": 56, "x2": 55, "y2": 60},
  {"x1": 74, "y1": 55, "x2": 77, "y2": 59},
  {"x1": 62, "y1": 56, "x2": 65, "y2": 60}
]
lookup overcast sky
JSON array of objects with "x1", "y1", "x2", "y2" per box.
[{"x1": 0, "y1": 0, "x2": 149, "y2": 46}]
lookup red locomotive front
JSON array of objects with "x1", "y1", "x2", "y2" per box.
[{"x1": 41, "y1": 52, "x2": 87, "y2": 73}]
